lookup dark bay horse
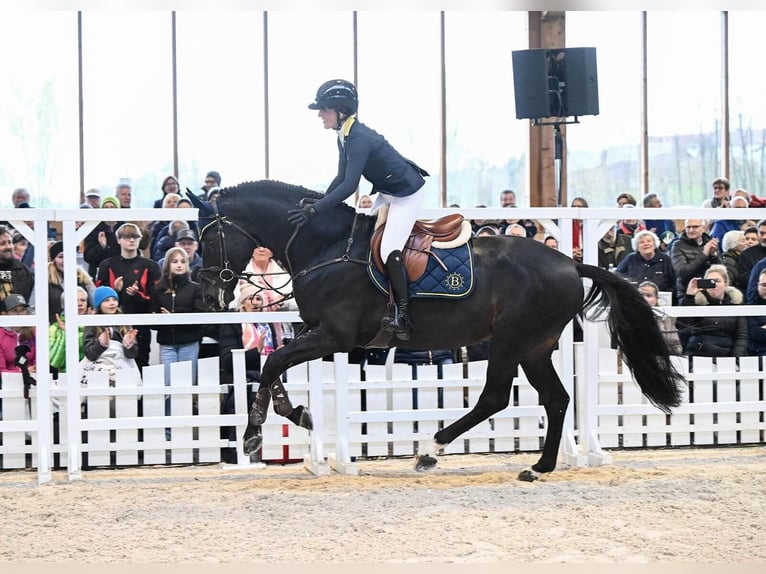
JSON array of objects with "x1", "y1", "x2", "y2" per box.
[{"x1": 196, "y1": 180, "x2": 684, "y2": 481}]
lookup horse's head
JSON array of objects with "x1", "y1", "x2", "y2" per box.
[
  {"x1": 195, "y1": 179, "x2": 362, "y2": 310},
  {"x1": 198, "y1": 214, "x2": 260, "y2": 311}
]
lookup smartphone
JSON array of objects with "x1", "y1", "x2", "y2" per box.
[{"x1": 697, "y1": 278, "x2": 716, "y2": 289}]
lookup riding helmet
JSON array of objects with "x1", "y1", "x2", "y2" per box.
[{"x1": 308, "y1": 79, "x2": 358, "y2": 115}]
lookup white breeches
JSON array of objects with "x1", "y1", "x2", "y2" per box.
[{"x1": 371, "y1": 191, "x2": 425, "y2": 261}]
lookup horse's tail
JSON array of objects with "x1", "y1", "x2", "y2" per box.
[{"x1": 576, "y1": 262, "x2": 685, "y2": 413}]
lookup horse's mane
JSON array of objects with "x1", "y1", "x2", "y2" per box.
[{"x1": 218, "y1": 179, "x2": 356, "y2": 216}]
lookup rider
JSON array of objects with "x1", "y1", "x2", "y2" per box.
[{"x1": 287, "y1": 79, "x2": 429, "y2": 340}]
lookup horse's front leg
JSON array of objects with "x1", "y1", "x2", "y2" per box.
[{"x1": 257, "y1": 324, "x2": 344, "y2": 430}]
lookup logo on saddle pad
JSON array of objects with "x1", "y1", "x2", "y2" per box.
[
  {"x1": 367, "y1": 244, "x2": 474, "y2": 299},
  {"x1": 445, "y1": 272, "x2": 465, "y2": 291}
]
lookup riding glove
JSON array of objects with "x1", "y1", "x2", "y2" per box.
[{"x1": 287, "y1": 204, "x2": 317, "y2": 225}]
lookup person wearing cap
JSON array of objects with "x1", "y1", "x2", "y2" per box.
[
  {"x1": 151, "y1": 220, "x2": 190, "y2": 262},
  {"x1": 0, "y1": 225, "x2": 34, "y2": 305},
  {"x1": 95, "y1": 222, "x2": 161, "y2": 370},
  {"x1": 200, "y1": 171, "x2": 221, "y2": 198},
  {"x1": 84, "y1": 188, "x2": 102, "y2": 209},
  {"x1": 290, "y1": 79, "x2": 429, "y2": 340},
  {"x1": 157, "y1": 228, "x2": 202, "y2": 278},
  {"x1": 80, "y1": 285, "x2": 139, "y2": 385},
  {"x1": 82, "y1": 197, "x2": 122, "y2": 278},
  {"x1": 0, "y1": 293, "x2": 36, "y2": 374},
  {"x1": 46, "y1": 240, "x2": 95, "y2": 323}
]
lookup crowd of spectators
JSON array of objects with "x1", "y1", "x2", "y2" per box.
[{"x1": 5, "y1": 175, "x2": 766, "y2": 413}]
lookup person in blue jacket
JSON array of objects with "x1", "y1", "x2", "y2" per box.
[{"x1": 288, "y1": 79, "x2": 429, "y2": 341}]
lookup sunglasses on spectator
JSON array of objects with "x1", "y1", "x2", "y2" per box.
[{"x1": 120, "y1": 234, "x2": 140, "y2": 239}]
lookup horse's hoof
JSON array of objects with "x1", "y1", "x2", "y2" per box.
[
  {"x1": 297, "y1": 407, "x2": 313, "y2": 431},
  {"x1": 518, "y1": 469, "x2": 539, "y2": 482},
  {"x1": 243, "y1": 433, "x2": 263, "y2": 455},
  {"x1": 414, "y1": 453, "x2": 438, "y2": 472}
]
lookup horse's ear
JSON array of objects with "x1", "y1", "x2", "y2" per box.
[{"x1": 185, "y1": 187, "x2": 215, "y2": 216}]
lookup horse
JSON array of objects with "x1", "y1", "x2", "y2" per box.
[{"x1": 195, "y1": 180, "x2": 685, "y2": 481}]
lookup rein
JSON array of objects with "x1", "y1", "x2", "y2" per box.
[
  {"x1": 287, "y1": 210, "x2": 369, "y2": 281},
  {"x1": 201, "y1": 209, "x2": 369, "y2": 308}
]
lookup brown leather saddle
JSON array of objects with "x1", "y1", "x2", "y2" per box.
[{"x1": 371, "y1": 213, "x2": 467, "y2": 281}]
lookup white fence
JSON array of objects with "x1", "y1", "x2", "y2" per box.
[{"x1": 1, "y1": 206, "x2": 765, "y2": 483}]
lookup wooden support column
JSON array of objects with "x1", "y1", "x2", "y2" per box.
[{"x1": 528, "y1": 11, "x2": 565, "y2": 207}]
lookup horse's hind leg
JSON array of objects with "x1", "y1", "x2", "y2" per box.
[
  {"x1": 415, "y1": 349, "x2": 518, "y2": 471},
  {"x1": 516, "y1": 353, "x2": 570, "y2": 481}
]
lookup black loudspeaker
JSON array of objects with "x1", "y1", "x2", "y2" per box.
[{"x1": 512, "y1": 47, "x2": 599, "y2": 120}]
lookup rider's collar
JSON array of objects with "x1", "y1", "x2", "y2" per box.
[{"x1": 337, "y1": 115, "x2": 356, "y2": 146}]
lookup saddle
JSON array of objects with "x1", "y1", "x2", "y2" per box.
[{"x1": 371, "y1": 213, "x2": 472, "y2": 281}]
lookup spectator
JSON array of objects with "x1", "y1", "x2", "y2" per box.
[
  {"x1": 0, "y1": 225, "x2": 35, "y2": 303},
  {"x1": 500, "y1": 189, "x2": 517, "y2": 207},
  {"x1": 151, "y1": 246, "x2": 206, "y2": 384},
  {"x1": 615, "y1": 204, "x2": 646, "y2": 239},
  {"x1": 505, "y1": 223, "x2": 528, "y2": 237},
  {"x1": 202, "y1": 171, "x2": 221, "y2": 196},
  {"x1": 737, "y1": 218, "x2": 766, "y2": 292},
  {"x1": 82, "y1": 196, "x2": 121, "y2": 279},
  {"x1": 499, "y1": 189, "x2": 538, "y2": 237},
  {"x1": 570, "y1": 196, "x2": 588, "y2": 262},
  {"x1": 47, "y1": 240, "x2": 95, "y2": 324},
  {"x1": 116, "y1": 178, "x2": 152, "y2": 254},
  {"x1": 153, "y1": 175, "x2": 181, "y2": 209},
  {"x1": 231, "y1": 245, "x2": 295, "y2": 348},
  {"x1": 743, "y1": 225, "x2": 758, "y2": 249},
  {"x1": 642, "y1": 193, "x2": 676, "y2": 237},
  {"x1": 95, "y1": 222, "x2": 161, "y2": 370},
  {"x1": 543, "y1": 235, "x2": 559, "y2": 249},
  {"x1": 720, "y1": 229, "x2": 746, "y2": 288},
  {"x1": 616, "y1": 192, "x2": 637, "y2": 207},
  {"x1": 12, "y1": 233, "x2": 28, "y2": 260},
  {"x1": 84, "y1": 188, "x2": 102, "y2": 209},
  {"x1": 0, "y1": 294, "x2": 36, "y2": 374},
  {"x1": 151, "y1": 219, "x2": 190, "y2": 262},
  {"x1": 677, "y1": 264, "x2": 746, "y2": 357},
  {"x1": 598, "y1": 224, "x2": 632, "y2": 270},
  {"x1": 747, "y1": 268, "x2": 766, "y2": 355},
  {"x1": 702, "y1": 177, "x2": 731, "y2": 208},
  {"x1": 710, "y1": 195, "x2": 747, "y2": 244},
  {"x1": 615, "y1": 230, "x2": 675, "y2": 292},
  {"x1": 158, "y1": 229, "x2": 203, "y2": 279},
  {"x1": 474, "y1": 224, "x2": 501, "y2": 237},
  {"x1": 357, "y1": 194, "x2": 373, "y2": 209},
  {"x1": 80, "y1": 285, "x2": 139, "y2": 385},
  {"x1": 11, "y1": 188, "x2": 30, "y2": 208},
  {"x1": 149, "y1": 192, "x2": 182, "y2": 257},
  {"x1": 49, "y1": 286, "x2": 90, "y2": 376},
  {"x1": 637, "y1": 281, "x2": 683, "y2": 355},
  {"x1": 670, "y1": 218, "x2": 720, "y2": 304}
]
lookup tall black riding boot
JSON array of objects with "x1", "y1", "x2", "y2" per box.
[{"x1": 381, "y1": 250, "x2": 413, "y2": 340}]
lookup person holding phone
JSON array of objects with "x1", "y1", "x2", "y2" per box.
[
  {"x1": 670, "y1": 218, "x2": 721, "y2": 305},
  {"x1": 677, "y1": 264, "x2": 747, "y2": 357}
]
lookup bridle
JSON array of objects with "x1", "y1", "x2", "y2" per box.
[
  {"x1": 200, "y1": 206, "x2": 369, "y2": 309},
  {"x1": 198, "y1": 215, "x2": 295, "y2": 309}
]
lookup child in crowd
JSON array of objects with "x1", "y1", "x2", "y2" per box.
[
  {"x1": 49, "y1": 286, "x2": 91, "y2": 375},
  {"x1": 80, "y1": 285, "x2": 139, "y2": 385},
  {"x1": 151, "y1": 246, "x2": 206, "y2": 383}
]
